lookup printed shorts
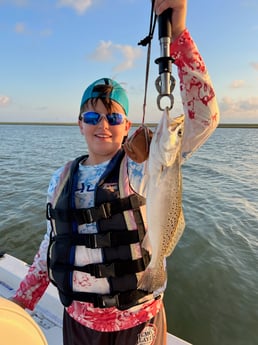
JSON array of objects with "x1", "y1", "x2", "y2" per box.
[{"x1": 63, "y1": 303, "x2": 167, "y2": 345}]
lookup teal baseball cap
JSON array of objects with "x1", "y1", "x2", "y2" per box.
[{"x1": 80, "y1": 78, "x2": 129, "y2": 115}]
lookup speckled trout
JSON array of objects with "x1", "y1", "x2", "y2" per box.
[{"x1": 138, "y1": 109, "x2": 185, "y2": 292}]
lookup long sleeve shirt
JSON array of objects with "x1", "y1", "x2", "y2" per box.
[{"x1": 14, "y1": 28, "x2": 220, "y2": 332}]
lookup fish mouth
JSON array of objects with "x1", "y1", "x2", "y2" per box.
[{"x1": 168, "y1": 115, "x2": 185, "y2": 134}]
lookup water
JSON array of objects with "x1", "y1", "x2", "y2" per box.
[{"x1": 0, "y1": 124, "x2": 257, "y2": 345}]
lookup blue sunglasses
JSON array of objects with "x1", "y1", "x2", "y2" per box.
[{"x1": 81, "y1": 111, "x2": 125, "y2": 126}]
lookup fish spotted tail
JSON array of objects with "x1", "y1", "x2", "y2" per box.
[{"x1": 138, "y1": 266, "x2": 167, "y2": 292}]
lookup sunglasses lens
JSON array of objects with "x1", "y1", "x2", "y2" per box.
[
  {"x1": 106, "y1": 113, "x2": 124, "y2": 126},
  {"x1": 82, "y1": 112, "x2": 124, "y2": 126},
  {"x1": 82, "y1": 112, "x2": 100, "y2": 125}
]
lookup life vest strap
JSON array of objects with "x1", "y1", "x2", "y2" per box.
[
  {"x1": 53, "y1": 229, "x2": 140, "y2": 248},
  {"x1": 48, "y1": 194, "x2": 146, "y2": 225},
  {"x1": 59, "y1": 289, "x2": 156, "y2": 310},
  {"x1": 50, "y1": 257, "x2": 146, "y2": 278}
]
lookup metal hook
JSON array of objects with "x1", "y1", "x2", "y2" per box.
[
  {"x1": 155, "y1": 75, "x2": 176, "y2": 110},
  {"x1": 156, "y1": 94, "x2": 174, "y2": 111},
  {"x1": 155, "y1": 74, "x2": 176, "y2": 94}
]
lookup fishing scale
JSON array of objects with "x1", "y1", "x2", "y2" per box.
[
  {"x1": 123, "y1": 4, "x2": 176, "y2": 163},
  {"x1": 155, "y1": 9, "x2": 175, "y2": 111}
]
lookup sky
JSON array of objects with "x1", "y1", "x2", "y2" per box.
[{"x1": 0, "y1": 0, "x2": 258, "y2": 124}]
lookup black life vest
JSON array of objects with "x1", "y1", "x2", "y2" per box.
[{"x1": 46, "y1": 150, "x2": 152, "y2": 309}]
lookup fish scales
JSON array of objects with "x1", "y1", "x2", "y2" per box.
[{"x1": 138, "y1": 109, "x2": 185, "y2": 292}]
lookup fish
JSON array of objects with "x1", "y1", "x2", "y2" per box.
[{"x1": 138, "y1": 108, "x2": 186, "y2": 292}]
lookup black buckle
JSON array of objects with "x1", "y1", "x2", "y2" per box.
[
  {"x1": 97, "y1": 294, "x2": 119, "y2": 308},
  {"x1": 81, "y1": 203, "x2": 111, "y2": 224},
  {"x1": 84, "y1": 233, "x2": 112, "y2": 249},
  {"x1": 91, "y1": 263, "x2": 116, "y2": 278},
  {"x1": 81, "y1": 208, "x2": 94, "y2": 223},
  {"x1": 98, "y1": 203, "x2": 111, "y2": 219},
  {"x1": 129, "y1": 194, "x2": 145, "y2": 209},
  {"x1": 92, "y1": 233, "x2": 112, "y2": 248},
  {"x1": 95, "y1": 291, "x2": 154, "y2": 310}
]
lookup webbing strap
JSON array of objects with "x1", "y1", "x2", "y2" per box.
[
  {"x1": 48, "y1": 194, "x2": 145, "y2": 225},
  {"x1": 60, "y1": 289, "x2": 155, "y2": 310},
  {"x1": 51, "y1": 257, "x2": 146, "y2": 278},
  {"x1": 53, "y1": 230, "x2": 140, "y2": 249}
]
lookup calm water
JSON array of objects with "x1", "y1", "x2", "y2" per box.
[{"x1": 0, "y1": 124, "x2": 257, "y2": 345}]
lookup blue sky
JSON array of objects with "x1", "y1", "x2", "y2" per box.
[{"x1": 0, "y1": 0, "x2": 258, "y2": 124}]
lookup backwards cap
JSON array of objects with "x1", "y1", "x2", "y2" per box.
[{"x1": 80, "y1": 78, "x2": 129, "y2": 115}]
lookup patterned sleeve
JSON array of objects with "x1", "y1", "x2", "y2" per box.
[
  {"x1": 171, "y1": 29, "x2": 220, "y2": 162},
  {"x1": 13, "y1": 166, "x2": 64, "y2": 310}
]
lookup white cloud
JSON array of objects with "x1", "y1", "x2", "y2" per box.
[
  {"x1": 219, "y1": 96, "x2": 258, "y2": 123},
  {"x1": 57, "y1": 0, "x2": 93, "y2": 14},
  {"x1": 91, "y1": 41, "x2": 114, "y2": 61},
  {"x1": 230, "y1": 80, "x2": 245, "y2": 89},
  {"x1": 220, "y1": 96, "x2": 258, "y2": 117},
  {"x1": 0, "y1": 95, "x2": 11, "y2": 106},
  {"x1": 113, "y1": 44, "x2": 142, "y2": 73},
  {"x1": 90, "y1": 41, "x2": 142, "y2": 73}
]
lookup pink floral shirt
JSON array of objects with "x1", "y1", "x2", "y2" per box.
[{"x1": 14, "y1": 29, "x2": 219, "y2": 332}]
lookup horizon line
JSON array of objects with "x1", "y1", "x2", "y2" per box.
[{"x1": 0, "y1": 122, "x2": 258, "y2": 128}]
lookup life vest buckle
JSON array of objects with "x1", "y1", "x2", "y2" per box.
[
  {"x1": 90, "y1": 232, "x2": 112, "y2": 248},
  {"x1": 95, "y1": 291, "x2": 155, "y2": 310},
  {"x1": 82, "y1": 208, "x2": 94, "y2": 223},
  {"x1": 92, "y1": 262, "x2": 116, "y2": 278},
  {"x1": 97, "y1": 294, "x2": 119, "y2": 308},
  {"x1": 81, "y1": 203, "x2": 111, "y2": 224},
  {"x1": 129, "y1": 194, "x2": 145, "y2": 209}
]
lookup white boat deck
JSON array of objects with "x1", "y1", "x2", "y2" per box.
[{"x1": 0, "y1": 253, "x2": 191, "y2": 345}]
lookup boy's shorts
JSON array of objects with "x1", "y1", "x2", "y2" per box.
[{"x1": 63, "y1": 303, "x2": 167, "y2": 345}]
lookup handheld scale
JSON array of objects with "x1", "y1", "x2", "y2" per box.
[{"x1": 155, "y1": 9, "x2": 176, "y2": 111}]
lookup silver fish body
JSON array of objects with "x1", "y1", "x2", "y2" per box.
[{"x1": 138, "y1": 109, "x2": 185, "y2": 292}]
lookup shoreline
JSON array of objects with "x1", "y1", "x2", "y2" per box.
[{"x1": 0, "y1": 122, "x2": 258, "y2": 128}]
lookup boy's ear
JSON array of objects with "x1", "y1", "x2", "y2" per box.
[
  {"x1": 78, "y1": 119, "x2": 84, "y2": 134},
  {"x1": 125, "y1": 119, "x2": 132, "y2": 133}
]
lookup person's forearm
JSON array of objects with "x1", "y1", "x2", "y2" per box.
[
  {"x1": 13, "y1": 233, "x2": 50, "y2": 310},
  {"x1": 171, "y1": 29, "x2": 220, "y2": 161}
]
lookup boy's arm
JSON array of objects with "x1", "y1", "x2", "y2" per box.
[
  {"x1": 12, "y1": 230, "x2": 50, "y2": 310},
  {"x1": 171, "y1": 29, "x2": 220, "y2": 162},
  {"x1": 12, "y1": 167, "x2": 64, "y2": 310}
]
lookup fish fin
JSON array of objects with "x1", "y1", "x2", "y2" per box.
[{"x1": 138, "y1": 266, "x2": 167, "y2": 292}]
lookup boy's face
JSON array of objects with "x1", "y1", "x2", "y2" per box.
[{"x1": 78, "y1": 99, "x2": 131, "y2": 165}]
